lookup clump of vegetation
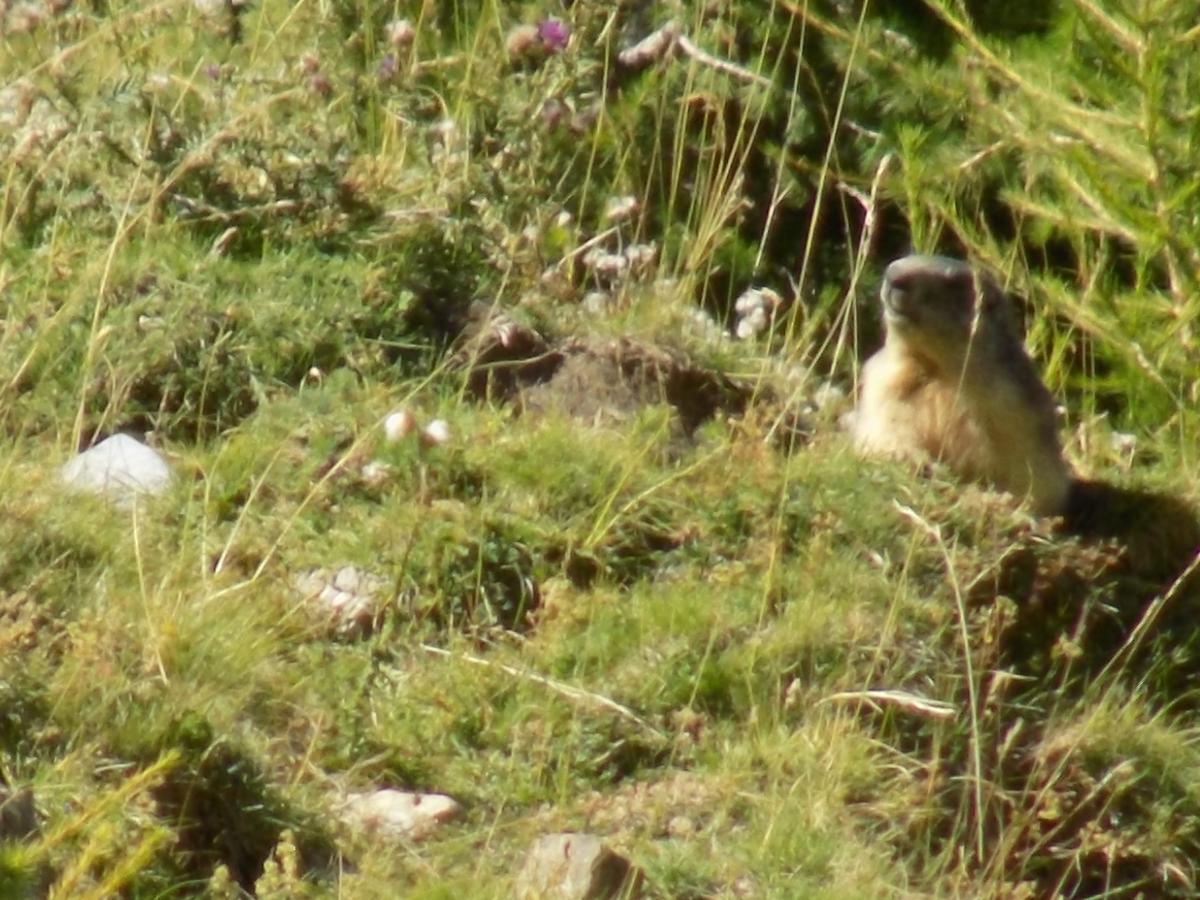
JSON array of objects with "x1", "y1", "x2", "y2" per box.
[{"x1": 1, "y1": 0, "x2": 1198, "y2": 896}]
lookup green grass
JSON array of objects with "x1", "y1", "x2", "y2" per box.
[{"x1": 2, "y1": 0, "x2": 1199, "y2": 897}]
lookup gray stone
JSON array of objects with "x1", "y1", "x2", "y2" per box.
[
  {"x1": 516, "y1": 833, "x2": 642, "y2": 900},
  {"x1": 0, "y1": 784, "x2": 37, "y2": 840},
  {"x1": 339, "y1": 790, "x2": 461, "y2": 842},
  {"x1": 60, "y1": 434, "x2": 172, "y2": 503},
  {"x1": 333, "y1": 565, "x2": 361, "y2": 594},
  {"x1": 666, "y1": 815, "x2": 695, "y2": 839},
  {"x1": 293, "y1": 566, "x2": 389, "y2": 637}
]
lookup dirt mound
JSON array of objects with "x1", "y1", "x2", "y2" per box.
[{"x1": 447, "y1": 302, "x2": 758, "y2": 435}]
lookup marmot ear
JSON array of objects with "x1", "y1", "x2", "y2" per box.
[
  {"x1": 979, "y1": 280, "x2": 1001, "y2": 311},
  {"x1": 979, "y1": 279, "x2": 1021, "y2": 331}
]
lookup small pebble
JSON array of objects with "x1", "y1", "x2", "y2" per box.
[{"x1": 339, "y1": 790, "x2": 461, "y2": 842}]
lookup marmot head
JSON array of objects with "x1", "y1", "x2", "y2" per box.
[{"x1": 880, "y1": 254, "x2": 1018, "y2": 375}]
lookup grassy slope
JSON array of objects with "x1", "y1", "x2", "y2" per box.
[{"x1": 2, "y1": 1, "x2": 1199, "y2": 897}]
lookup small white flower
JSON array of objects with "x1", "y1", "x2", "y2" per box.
[
  {"x1": 582, "y1": 291, "x2": 611, "y2": 314},
  {"x1": 1109, "y1": 430, "x2": 1137, "y2": 457},
  {"x1": 812, "y1": 381, "x2": 847, "y2": 412},
  {"x1": 735, "y1": 286, "x2": 781, "y2": 315},
  {"x1": 421, "y1": 419, "x2": 451, "y2": 447},
  {"x1": 386, "y1": 18, "x2": 416, "y2": 47},
  {"x1": 384, "y1": 409, "x2": 417, "y2": 443},
  {"x1": 604, "y1": 195, "x2": 640, "y2": 223},
  {"x1": 734, "y1": 287, "x2": 783, "y2": 339},
  {"x1": 582, "y1": 247, "x2": 629, "y2": 277},
  {"x1": 361, "y1": 460, "x2": 394, "y2": 487},
  {"x1": 624, "y1": 243, "x2": 657, "y2": 272},
  {"x1": 734, "y1": 290, "x2": 760, "y2": 316},
  {"x1": 735, "y1": 306, "x2": 769, "y2": 340},
  {"x1": 430, "y1": 119, "x2": 457, "y2": 146},
  {"x1": 505, "y1": 23, "x2": 541, "y2": 58},
  {"x1": 686, "y1": 308, "x2": 726, "y2": 343}
]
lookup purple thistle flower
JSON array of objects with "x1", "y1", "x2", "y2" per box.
[
  {"x1": 378, "y1": 53, "x2": 399, "y2": 83},
  {"x1": 537, "y1": 18, "x2": 569, "y2": 53},
  {"x1": 540, "y1": 98, "x2": 566, "y2": 129}
]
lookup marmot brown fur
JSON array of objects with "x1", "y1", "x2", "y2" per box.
[{"x1": 854, "y1": 255, "x2": 1072, "y2": 516}]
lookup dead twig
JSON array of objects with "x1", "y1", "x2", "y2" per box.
[
  {"x1": 419, "y1": 644, "x2": 667, "y2": 740},
  {"x1": 821, "y1": 689, "x2": 956, "y2": 720},
  {"x1": 618, "y1": 20, "x2": 772, "y2": 88}
]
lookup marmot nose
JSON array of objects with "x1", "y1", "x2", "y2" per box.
[{"x1": 883, "y1": 257, "x2": 923, "y2": 299}]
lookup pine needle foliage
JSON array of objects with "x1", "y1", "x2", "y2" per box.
[{"x1": 803, "y1": 0, "x2": 1200, "y2": 437}]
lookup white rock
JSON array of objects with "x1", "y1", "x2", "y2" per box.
[
  {"x1": 333, "y1": 565, "x2": 361, "y2": 593},
  {"x1": 292, "y1": 569, "x2": 327, "y2": 598},
  {"x1": 60, "y1": 434, "x2": 172, "y2": 502},
  {"x1": 339, "y1": 790, "x2": 461, "y2": 842},
  {"x1": 293, "y1": 566, "x2": 388, "y2": 637},
  {"x1": 515, "y1": 833, "x2": 642, "y2": 900},
  {"x1": 327, "y1": 590, "x2": 373, "y2": 629}
]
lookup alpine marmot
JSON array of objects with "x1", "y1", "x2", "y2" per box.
[{"x1": 854, "y1": 254, "x2": 1071, "y2": 516}]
